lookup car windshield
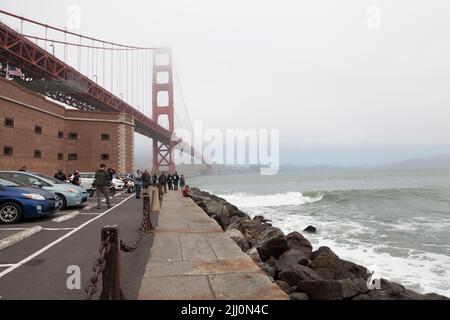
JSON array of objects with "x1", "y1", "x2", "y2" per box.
[
  {"x1": 0, "y1": 178, "x2": 21, "y2": 187},
  {"x1": 34, "y1": 173, "x2": 63, "y2": 184}
]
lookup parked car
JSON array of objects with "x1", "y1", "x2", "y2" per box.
[
  {"x1": 79, "y1": 172, "x2": 125, "y2": 191},
  {"x1": 0, "y1": 178, "x2": 60, "y2": 224},
  {"x1": 0, "y1": 171, "x2": 88, "y2": 210}
]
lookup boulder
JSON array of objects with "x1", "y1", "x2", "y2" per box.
[
  {"x1": 337, "y1": 278, "x2": 370, "y2": 298},
  {"x1": 286, "y1": 231, "x2": 313, "y2": 258},
  {"x1": 289, "y1": 292, "x2": 309, "y2": 300},
  {"x1": 296, "y1": 280, "x2": 344, "y2": 300},
  {"x1": 310, "y1": 247, "x2": 368, "y2": 280},
  {"x1": 278, "y1": 265, "x2": 322, "y2": 286},
  {"x1": 225, "y1": 228, "x2": 250, "y2": 252},
  {"x1": 255, "y1": 227, "x2": 289, "y2": 261},
  {"x1": 257, "y1": 262, "x2": 276, "y2": 280},
  {"x1": 276, "y1": 249, "x2": 307, "y2": 272},
  {"x1": 246, "y1": 247, "x2": 263, "y2": 263},
  {"x1": 213, "y1": 210, "x2": 230, "y2": 230},
  {"x1": 275, "y1": 280, "x2": 292, "y2": 294},
  {"x1": 352, "y1": 294, "x2": 372, "y2": 300},
  {"x1": 303, "y1": 225, "x2": 317, "y2": 233},
  {"x1": 239, "y1": 219, "x2": 272, "y2": 246},
  {"x1": 299, "y1": 258, "x2": 311, "y2": 267},
  {"x1": 367, "y1": 279, "x2": 433, "y2": 300}
]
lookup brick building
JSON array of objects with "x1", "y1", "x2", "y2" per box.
[{"x1": 0, "y1": 78, "x2": 134, "y2": 176}]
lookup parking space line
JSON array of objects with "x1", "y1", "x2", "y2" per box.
[
  {"x1": 52, "y1": 211, "x2": 80, "y2": 223},
  {"x1": 0, "y1": 264, "x2": 17, "y2": 268},
  {"x1": 0, "y1": 226, "x2": 43, "y2": 250},
  {"x1": 0, "y1": 228, "x2": 29, "y2": 231},
  {"x1": 41, "y1": 228, "x2": 76, "y2": 231},
  {"x1": 0, "y1": 194, "x2": 134, "y2": 279}
]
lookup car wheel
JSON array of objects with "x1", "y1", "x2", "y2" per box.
[
  {"x1": 0, "y1": 202, "x2": 23, "y2": 224},
  {"x1": 55, "y1": 194, "x2": 67, "y2": 210}
]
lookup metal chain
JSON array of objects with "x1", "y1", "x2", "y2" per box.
[
  {"x1": 119, "y1": 201, "x2": 150, "y2": 253},
  {"x1": 85, "y1": 232, "x2": 111, "y2": 300}
]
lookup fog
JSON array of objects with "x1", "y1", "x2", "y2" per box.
[{"x1": 3, "y1": 0, "x2": 450, "y2": 165}]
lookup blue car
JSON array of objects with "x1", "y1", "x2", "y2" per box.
[{"x1": 0, "y1": 178, "x2": 60, "y2": 224}]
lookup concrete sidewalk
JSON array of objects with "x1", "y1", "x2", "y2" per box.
[{"x1": 138, "y1": 191, "x2": 288, "y2": 300}]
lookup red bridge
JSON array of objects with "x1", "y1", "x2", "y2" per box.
[{"x1": 0, "y1": 10, "x2": 201, "y2": 173}]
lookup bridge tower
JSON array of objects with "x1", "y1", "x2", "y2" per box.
[{"x1": 152, "y1": 48, "x2": 175, "y2": 174}]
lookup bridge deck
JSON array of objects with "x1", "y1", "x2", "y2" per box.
[{"x1": 138, "y1": 191, "x2": 288, "y2": 300}]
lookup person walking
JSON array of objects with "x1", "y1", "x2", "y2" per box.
[
  {"x1": 173, "y1": 172, "x2": 180, "y2": 191},
  {"x1": 159, "y1": 172, "x2": 167, "y2": 194},
  {"x1": 94, "y1": 164, "x2": 111, "y2": 209},
  {"x1": 179, "y1": 174, "x2": 186, "y2": 190},
  {"x1": 167, "y1": 173, "x2": 173, "y2": 191},
  {"x1": 142, "y1": 170, "x2": 151, "y2": 189},
  {"x1": 152, "y1": 173, "x2": 158, "y2": 187},
  {"x1": 134, "y1": 170, "x2": 142, "y2": 199}
]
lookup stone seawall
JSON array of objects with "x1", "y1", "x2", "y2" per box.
[{"x1": 189, "y1": 187, "x2": 449, "y2": 300}]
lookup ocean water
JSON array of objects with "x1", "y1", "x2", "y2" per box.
[{"x1": 188, "y1": 168, "x2": 450, "y2": 297}]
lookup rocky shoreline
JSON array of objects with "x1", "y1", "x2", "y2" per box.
[{"x1": 189, "y1": 187, "x2": 449, "y2": 300}]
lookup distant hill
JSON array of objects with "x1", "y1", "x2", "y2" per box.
[{"x1": 381, "y1": 154, "x2": 450, "y2": 170}]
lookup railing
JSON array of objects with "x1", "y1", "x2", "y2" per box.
[{"x1": 85, "y1": 187, "x2": 162, "y2": 300}]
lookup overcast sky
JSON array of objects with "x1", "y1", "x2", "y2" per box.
[{"x1": 2, "y1": 0, "x2": 450, "y2": 166}]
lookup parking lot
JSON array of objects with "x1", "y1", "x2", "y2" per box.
[{"x1": 0, "y1": 190, "x2": 157, "y2": 299}]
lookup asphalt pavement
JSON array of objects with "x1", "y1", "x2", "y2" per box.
[{"x1": 0, "y1": 190, "x2": 158, "y2": 300}]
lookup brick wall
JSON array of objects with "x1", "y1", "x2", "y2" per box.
[{"x1": 0, "y1": 78, "x2": 135, "y2": 176}]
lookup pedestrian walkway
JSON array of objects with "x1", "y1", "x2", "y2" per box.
[{"x1": 138, "y1": 191, "x2": 288, "y2": 300}]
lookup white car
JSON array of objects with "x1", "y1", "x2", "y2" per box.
[{"x1": 78, "y1": 172, "x2": 125, "y2": 190}]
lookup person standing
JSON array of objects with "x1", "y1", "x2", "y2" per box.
[
  {"x1": 54, "y1": 169, "x2": 67, "y2": 182},
  {"x1": 142, "y1": 170, "x2": 151, "y2": 189},
  {"x1": 94, "y1": 164, "x2": 111, "y2": 209},
  {"x1": 71, "y1": 171, "x2": 81, "y2": 186},
  {"x1": 173, "y1": 172, "x2": 180, "y2": 191},
  {"x1": 179, "y1": 174, "x2": 186, "y2": 190},
  {"x1": 152, "y1": 173, "x2": 158, "y2": 187},
  {"x1": 134, "y1": 170, "x2": 142, "y2": 199}
]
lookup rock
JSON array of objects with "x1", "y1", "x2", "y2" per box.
[
  {"x1": 253, "y1": 215, "x2": 272, "y2": 225},
  {"x1": 286, "y1": 231, "x2": 313, "y2": 258},
  {"x1": 276, "y1": 249, "x2": 307, "y2": 272},
  {"x1": 296, "y1": 280, "x2": 344, "y2": 300},
  {"x1": 278, "y1": 265, "x2": 322, "y2": 286},
  {"x1": 257, "y1": 262, "x2": 276, "y2": 280},
  {"x1": 255, "y1": 227, "x2": 289, "y2": 261},
  {"x1": 367, "y1": 279, "x2": 433, "y2": 300},
  {"x1": 337, "y1": 278, "x2": 370, "y2": 298},
  {"x1": 246, "y1": 247, "x2": 263, "y2": 263},
  {"x1": 239, "y1": 219, "x2": 272, "y2": 246},
  {"x1": 275, "y1": 280, "x2": 292, "y2": 294},
  {"x1": 310, "y1": 247, "x2": 368, "y2": 280},
  {"x1": 299, "y1": 258, "x2": 311, "y2": 267},
  {"x1": 225, "y1": 228, "x2": 250, "y2": 252},
  {"x1": 423, "y1": 293, "x2": 450, "y2": 300},
  {"x1": 213, "y1": 210, "x2": 230, "y2": 230},
  {"x1": 289, "y1": 292, "x2": 309, "y2": 300},
  {"x1": 352, "y1": 294, "x2": 372, "y2": 300},
  {"x1": 303, "y1": 225, "x2": 317, "y2": 233}
]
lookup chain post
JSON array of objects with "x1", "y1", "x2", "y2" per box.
[
  {"x1": 99, "y1": 225, "x2": 125, "y2": 300},
  {"x1": 142, "y1": 188, "x2": 154, "y2": 232}
]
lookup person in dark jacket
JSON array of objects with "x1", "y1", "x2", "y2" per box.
[
  {"x1": 54, "y1": 169, "x2": 67, "y2": 182},
  {"x1": 142, "y1": 170, "x2": 151, "y2": 189},
  {"x1": 152, "y1": 173, "x2": 158, "y2": 187},
  {"x1": 167, "y1": 174, "x2": 173, "y2": 191},
  {"x1": 134, "y1": 170, "x2": 142, "y2": 199},
  {"x1": 179, "y1": 174, "x2": 186, "y2": 190},
  {"x1": 71, "y1": 171, "x2": 81, "y2": 186},
  {"x1": 173, "y1": 172, "x2": 180, "y2": 191},
  {"x1": 94, "y1": 164, "x2": 111, "y2": 209},
  {"x1": 159, "y1": 172, "x2": 167, "y2": 194}
]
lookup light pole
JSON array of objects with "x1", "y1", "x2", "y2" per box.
[{"x1": 49, "y1": 43, "x2": 55, "y2": 56}]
